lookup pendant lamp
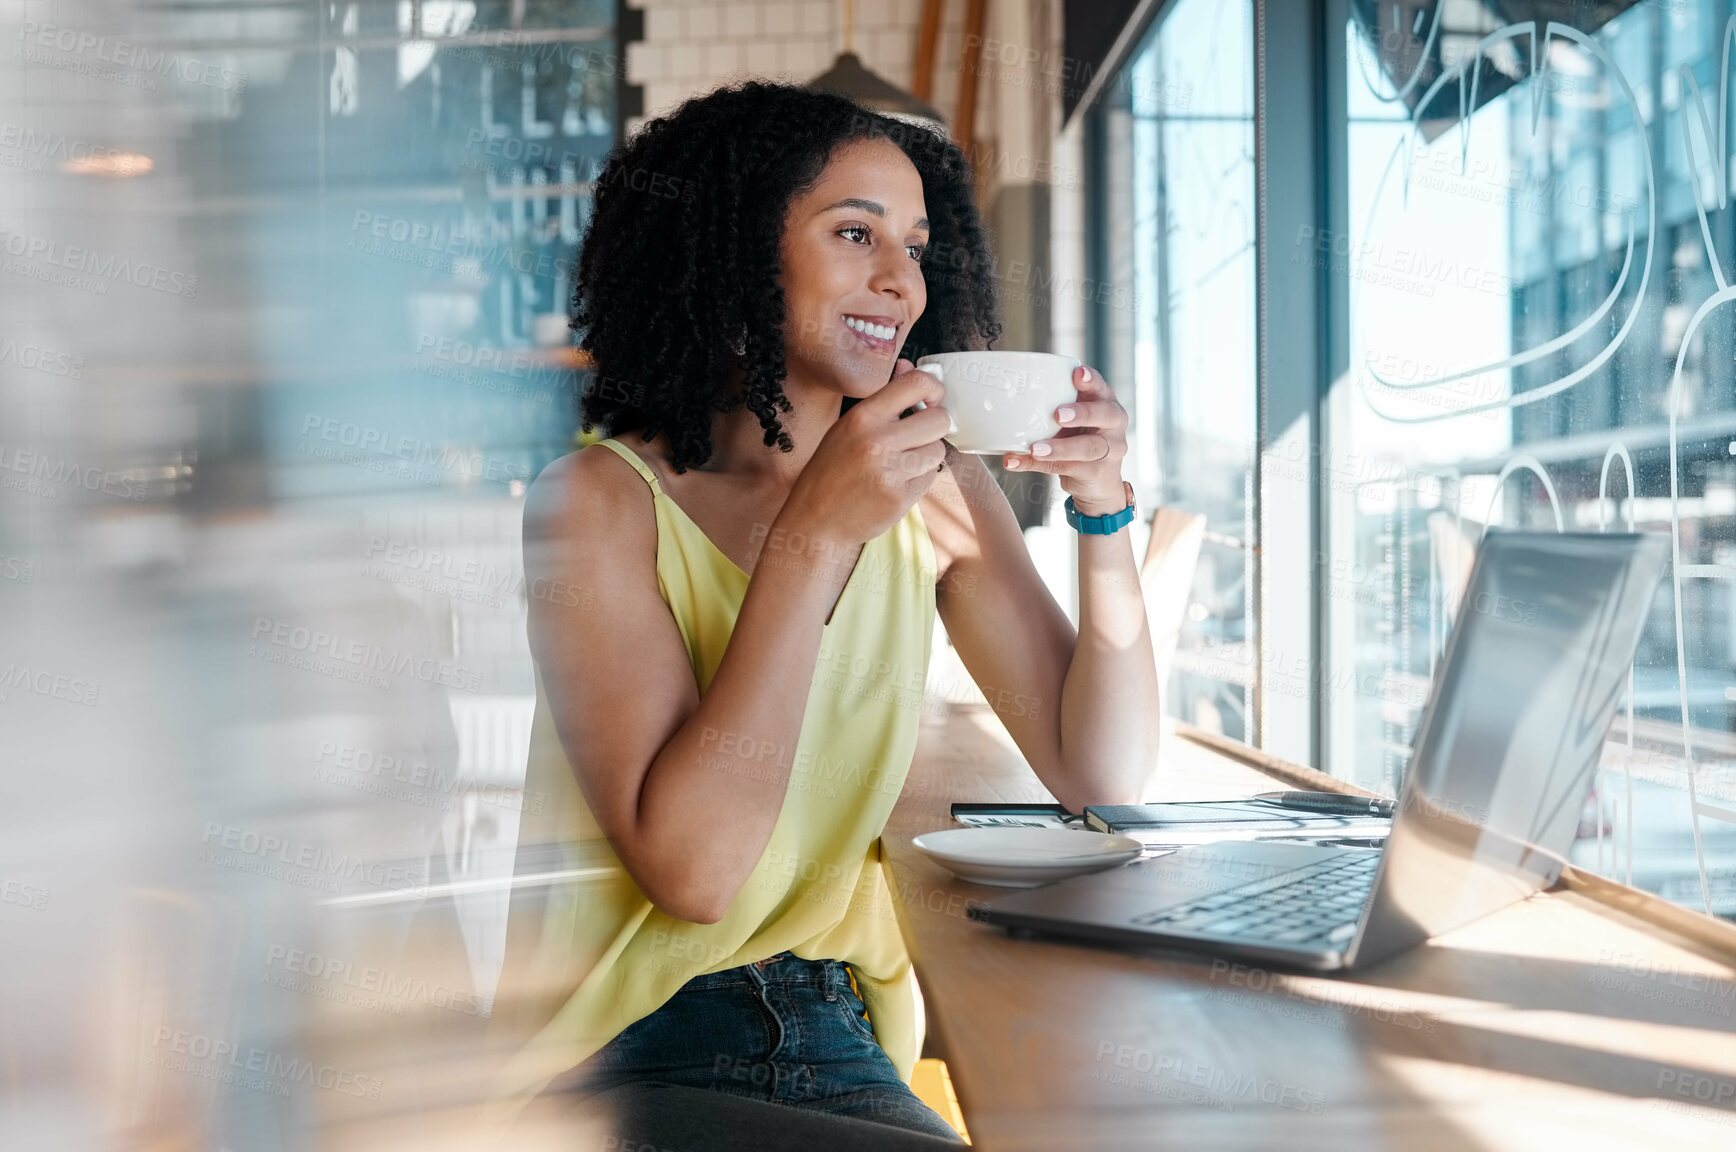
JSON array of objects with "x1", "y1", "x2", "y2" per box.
[{"x1": 806, "y1": 0, "x2": 946, "y2": 132}]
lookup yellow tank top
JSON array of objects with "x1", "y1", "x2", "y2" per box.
[{"x1": 487, "y1": 434, "x2": 939, "y2": 1114}]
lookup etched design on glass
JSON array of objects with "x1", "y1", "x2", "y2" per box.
[
  {"x1": 1676, "y1": 19, "x2": 1736, "y2": 291},
  {"x1": 1666, "y1": 285, "x2": 1736, "y2": 912},
  {"x1": 1356, "y1": 23, "x2": 1656, "y2": 423},
  {"x1": 1344, "y1": 9, "x2": 1736, "y2": 919},
  {"x1": 1350, "y1": 0, "x2": 1444, "y2": 107},
  {"x1": 1595, "y1": 443, "x2": 1638, "y2": 886}
]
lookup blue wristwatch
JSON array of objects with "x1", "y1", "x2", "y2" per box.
[{"x1": 1064, "y1": 482, "x2": 1137, "y2": 536}]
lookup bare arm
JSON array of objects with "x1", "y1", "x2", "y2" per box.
[
  {"x1": 931, "y1": 452, "x2": 1153, "y2": 812},
  {"x1": 1058, "y1": 487, "x2": 1160, "y2": 806},
  {"x1": 524, "y1": 447, "x2": 859, "y2": 924}
]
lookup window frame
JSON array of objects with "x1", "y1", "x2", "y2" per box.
[{"x1": 1084, "y1": 0, "x2": 1331, "y2": 763}]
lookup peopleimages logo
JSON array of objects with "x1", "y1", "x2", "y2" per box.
[
  {"x1": 313, "y1": 740, "x2": 545, "y2": 816},
  {"x1": 198, "y1": 822, "x2": 427, "y2": 895},
  {"x1": 263, "y1": 945, "x2": 491, "y2": 1018},
  {"x1": 0, "y1": 227, "x2": 198, "y2": 296},
  {"x1": 150, "y1": 1027, "x2": 380, "y2": 1099},
  {"x1": 348, "y1": 211, "x2": 570, "y2": 280},
  {"x1": 17, "y1": 21, "x2": 247, "y2": 92},
  {"x1": 248, "y1": 616, "x2": 483, "y2": 692},
  {"x1": 0, "y1": 122, "x2": 145, "y2": 173},
  {"x1": 1, "y1": 878, "x2": 50, "y2": 910},
  {"x1": 1091, "y1": 1041, "x2": 1325, "y2": 1114},
  {"x1": 0, "y1": 663, "x2": 100, "y2": 706},
  {"x1": 0, "y1": 337, "x2": 83, "y2": 378},
  {"x1": 0, "y1": 443, "x2": 146, "y2": 501},
  {"x1": 363, "y1": 536, "x2": 590, "y2": 610},
  {"x1": 299, "y1": 414, "x2": 531, "y2": 486}
]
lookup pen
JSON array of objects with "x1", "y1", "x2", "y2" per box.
[{"x1": 1252, "y1": 790, "x2": 1397, "y2": 819}]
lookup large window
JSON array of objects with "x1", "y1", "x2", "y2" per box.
[
  {"x1": 1099, "y1": 0, "x2": 1258, "y2": 741},
  {"x1": 1094, "y1": 0, "x2": 1736, "y2": 920},
  {"x1": 1327, "y1": 1, "x2": 1736, "y2": 919}
]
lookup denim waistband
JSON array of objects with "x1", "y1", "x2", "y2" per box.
[{"x1": 678, "y1": 951, "x2": 852, "y2": 992}]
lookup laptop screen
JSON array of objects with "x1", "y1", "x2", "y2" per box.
[{"x1": 1350, "y1": 531, "x2": 1669, "y2": 967}]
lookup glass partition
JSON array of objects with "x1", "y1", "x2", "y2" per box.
[{"x1": 1, "y1": 0, "x2": 614, "y2": 1140}]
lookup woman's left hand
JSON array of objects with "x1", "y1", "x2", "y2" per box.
[{"x1": 1003, "y1": 363, "x2": 1129, "y2": 512}]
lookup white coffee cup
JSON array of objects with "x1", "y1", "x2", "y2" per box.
[{"x1": 910, "y1": 351, "x2": 1082, "y2": 454}]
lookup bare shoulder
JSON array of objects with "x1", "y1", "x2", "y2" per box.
[
  {"x1": 525, "y1": 440, "x2": 646, "y2": 543},
  {"x1": 523, "y1": 448, "x2": 584, "y2": 539},
  {"x1": 520, "y1": 440, "x2": 678, "y2": 678}
]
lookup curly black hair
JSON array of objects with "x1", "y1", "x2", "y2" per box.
[{"x1": 571, "y1": 80, "x2": 1003, "y2": 473}]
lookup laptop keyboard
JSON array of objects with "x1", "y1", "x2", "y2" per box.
[{"x1": 1128, "y1": 852, "x2": 1380, "y2": 948}]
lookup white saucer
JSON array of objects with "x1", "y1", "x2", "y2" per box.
[{"x1": 911, "y1": 827, "x2": 1145, "y2": 888}]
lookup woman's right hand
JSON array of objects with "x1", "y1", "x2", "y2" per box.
[{"x1": 783, "y1": 358, "x2": 952, "y2": 549}]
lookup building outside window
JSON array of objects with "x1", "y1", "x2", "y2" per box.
[{"x1": 1094, "y1": 0, "x2": 1736, "y2": 920}]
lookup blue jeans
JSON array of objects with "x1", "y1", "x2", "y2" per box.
[{"x1": 561, "y1": 951, "x2": 965, "y2": 1147}]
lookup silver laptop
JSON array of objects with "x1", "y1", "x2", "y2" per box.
[{"x1": 975, "y1": 531, "x2": 1669, "y2": 972}]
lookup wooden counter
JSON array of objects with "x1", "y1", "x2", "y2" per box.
[{"x1": 886, "y1": 706, "x2": 1736, "y2": 1151}]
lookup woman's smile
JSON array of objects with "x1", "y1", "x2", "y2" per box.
[{"x1": 841, "y1": 313, "x2": 900, "y2": 356}]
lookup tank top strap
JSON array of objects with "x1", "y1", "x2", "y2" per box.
[{"x1": 595, "y1": 437, "x2": 662, "y2": 494}]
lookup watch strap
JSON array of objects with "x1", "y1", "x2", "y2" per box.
[{"x1": 1064, "y1": 481, "x2": 1136, "y2": 535}]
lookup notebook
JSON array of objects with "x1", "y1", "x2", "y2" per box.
[
  {"x1": 1082, "y1": 801, "x2": 1390, "y2": 848},
  {"x1": 948, "y1": 802, "x2": 1082, "y2": 829},
  {"x1": 948, "y1": 800, "x2": 1390, "y2": 848}
]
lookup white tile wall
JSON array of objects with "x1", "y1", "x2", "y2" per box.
[
  {"x1": 782, "y1": 38, "x2": 826, "y2": 77},
  {"x1": 744, "y1": 40, "x2": 782, "y2": 75},
  {"x1": 645, "y1": 7, "x2": 682, "y2": 40},
  {"x1": 624, "y1": 39, "x2": 652, "y2": 85},
  {"x1": 763, "y1": 2, "x2": 798, "y2": 37},
  {"x1": 625, "y1": 0, "x2": 980, "y2": 133},
  {"x1": 798, "y1": 3, "x2": 832, "y2": 38},
  {"x1": 686, "y1": 5, "x2": 720, "y2": 39},
  {"x1": 702, "y1": 40, "x2": 743, "y2": 78},
  {"x1": 724, "y1": 4, "x2": 759, "y2": 38}
]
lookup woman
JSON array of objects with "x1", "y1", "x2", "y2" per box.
[{"x1": 495, "y1": 81, "x2": 1159, "y2": 1150}]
